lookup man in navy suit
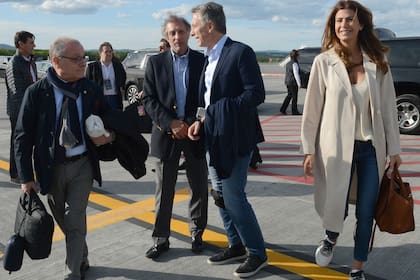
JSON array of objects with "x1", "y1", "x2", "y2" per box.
[
  {"x1": 142, "y1": 15, "x2": 208, "y2": 259},
  {"x1": 189, "y1": 2, "x2": 267, "y2": 278}
]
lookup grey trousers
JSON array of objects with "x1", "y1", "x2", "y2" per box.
[
  {"x1": 47, "y1": 156, "x2": 93, "y2": 280},
  {"x1": 153, "y1": 140, "x2": 208, "y2": 240}
]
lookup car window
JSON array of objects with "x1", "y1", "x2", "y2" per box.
[
  {"x1": 123, "y1": 52, "x2": 147, "y2": 69},
  {"x1": 384, "y1": 39, "x2": 420, "y2": 68}
]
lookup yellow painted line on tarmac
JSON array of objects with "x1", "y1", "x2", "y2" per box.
[
  {"x1": 0, "y1": 159, "x2": 10, "y2": 171},
  {"x1": 0, "y1": 160, "x2": 347, "y2": 279},
  {"x1": 88, "y1": 191, "x2": 129, "y2": 209},
  {"x1": 134, "y1": 209, "x2": 348, "y2": 280},
  {"x1": 52, "y1": 188, "x2": 191, "y2": 242}
]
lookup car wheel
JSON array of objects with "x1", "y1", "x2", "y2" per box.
[
  {"x1": 396, "y1": 94, "x2": 420, "y2": 134},
  {"x1": 126, "y1": 84, "x2": 140, "y2": 104}
]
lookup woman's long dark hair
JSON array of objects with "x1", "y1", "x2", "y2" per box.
[{"x1": 322, "y1": 0, "x2": 389, "y2": 73}]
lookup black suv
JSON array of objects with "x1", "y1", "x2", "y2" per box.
[
  {"x1": 282, "y1": 37, "x2": 420, "y2": 134},
  {"x1": 122, "y1": 50, "x2": 158, "y2": 103}
]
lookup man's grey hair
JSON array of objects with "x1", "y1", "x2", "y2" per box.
[
  {"x1": 161, "y1": 15, "x2": 191, "y2": 38},
  {"x1": 191, "y1": 2, "x2": 226, "y2": 34},
  {"x1": 49, "y1": 37, "x2": 82, "y2": 58}
]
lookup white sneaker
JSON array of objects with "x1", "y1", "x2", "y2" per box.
[
  {"x1": 315, "y1": 238, "x2": 336, "y2": 267},
  {"x1": 349, "y1": 270, "x2": 366, "y2": 280}
]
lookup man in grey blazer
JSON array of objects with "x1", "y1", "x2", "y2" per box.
[
  {"x1": 5, "y1": 30, "x2": 37, "y2": 184},
  {"x1": 142, "y1": 15, "x2": 208, "y2": 259}
]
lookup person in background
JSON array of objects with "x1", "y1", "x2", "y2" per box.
[
  {"x1": 159, "y1": 38, "x2": 170, "y2": 52},
  {"x1": 86, "y1": 42, "x2": 126, "y2": 110},
  {"x1": 15, "y1": 37, "x2": 115, "y2": 280},
  {"x1": 280, "y1": 49, "x2": 301, "y2": 115},
  {"x1": 301, "y1": 1, "x2": 401, "y2": 279},
  {"x1": 5, "y1": 30, "x2": 37, "y2": 184},
  {"x1": 189, "y1": 2, "x2": 268, "y2": 278},
  {"x1": 142, "y1": 15, "x2": 208, "y2": 259}
]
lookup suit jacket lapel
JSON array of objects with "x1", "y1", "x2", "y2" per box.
[
  {"x1": 212, "y1": 38, "x2": 231, "y2": 86},
  {"x1": 164, "y1": 51, "x2": 179, "y2": 110},
  {"x1": 330, "y1": 50, "x2": 352, "y2": 97},
  {"x1": 363, "y1": 53, "x2": 378, "y2": 111}
]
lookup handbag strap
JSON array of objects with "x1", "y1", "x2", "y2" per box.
[{"x1": 369, "y1": 223, "x2": 377, "y2": 252}]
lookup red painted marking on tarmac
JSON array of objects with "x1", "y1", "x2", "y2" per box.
[
  {"x1": 261, "y1": 73, "x2": 284, "y2": 77},
  {"x1": 401, "y1": 144, "x2": 420, "y2": 148},
  {"x1": 401, "y1": 152, "x2": 420, "y2": 155},
  {"x1": 259, "y1": 140, "x2": 301, "y2": 144},
  {"x1": 414, "y1": 200, "x2": 420, "y2": 205},
  {"x1": 411, "y1": 186, "x2": 420, "y2": 191},
  {"x1": 261, "y1": 154, "x2": 304, "y2": 159},
  {"x1": 400, "y1": 172, "x2": 420, "y2": 177},
  {"x1": 258, "y1": 146, "x2": 300, "y2": 151},
  {"x1": 250, "y1": 168, "x2": 313, "y2": 185},
  {"x1": 258, "y1": 163, "x2": 302, "y2": 169},
  {"x1": 400, "y1": 137, "x2": 420, "y2": 141}
]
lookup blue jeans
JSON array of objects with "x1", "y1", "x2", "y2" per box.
[
  {"x1": 207, "y1": 153, "x2": 267, "y2": 260},
  {"x1": 326, "y1": 140, "x2": 379, "y2": 262}
]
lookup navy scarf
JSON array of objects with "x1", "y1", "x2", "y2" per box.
[{"x1": 46, "y1": 67, "x2": 83, "y2": 153}]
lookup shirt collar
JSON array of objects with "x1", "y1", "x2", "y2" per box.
[
  {"x1": 100, "y1": 60, "x2": 113, "y2": 67},
  {"x1": 171, "y1": 48, "x2": 190, "y2": 61},
  {"x1": 204, "y1": 35, "x2": 228, "y2": 61}
]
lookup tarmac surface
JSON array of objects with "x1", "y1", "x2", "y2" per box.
[{"x1": 0, "y1": 63, "x2": 419, "y2": 280}]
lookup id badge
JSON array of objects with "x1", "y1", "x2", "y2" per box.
[{"x1": 104, "y1": 79, "x2": 112, "y2": 90}]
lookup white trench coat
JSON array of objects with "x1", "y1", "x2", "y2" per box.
[{"x1": 301, "y1": 49, "x2": 401, "y2": 233}]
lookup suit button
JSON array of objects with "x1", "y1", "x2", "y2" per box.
[{"x1": 173, "y1": 105, "x2": 177, "y2": 109}]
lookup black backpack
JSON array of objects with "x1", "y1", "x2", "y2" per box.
[{"x1": 14, "y1": 190, "x2": 55, "y2": 260}]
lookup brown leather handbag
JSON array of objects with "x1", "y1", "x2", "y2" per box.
[{"x1": 375, "y1": 167, "x2": 415, "y2": 234}]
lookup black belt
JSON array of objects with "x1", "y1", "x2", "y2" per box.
[{"x1": 64, "y1": 151, "x2": 88, "y2": 163}]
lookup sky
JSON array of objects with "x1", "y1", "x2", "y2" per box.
[{"x1": 0, "y1": 0, "x2": 419, "y2": 52}]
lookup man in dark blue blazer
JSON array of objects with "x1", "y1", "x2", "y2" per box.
[
  {"x1": 15, "y1": 37, "x2": 115, "y2": 279},
  {"x1": 142, "y1": 15, "x2": 208, "y2": 259},
  {"x1": 189, "y1": 2, "x2": 267, "y2": 278}
]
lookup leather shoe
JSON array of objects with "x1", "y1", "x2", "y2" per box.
[
  {"x1": 145, "y1": 239, "x2": 170, "y2": 259},
  {"x1": 191, "y1": 236, "x2": 203, "y2": 253}
]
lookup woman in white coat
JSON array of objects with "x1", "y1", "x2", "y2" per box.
[{"x1": 301, "y1": 1, "x2": 401, "y2": 279}]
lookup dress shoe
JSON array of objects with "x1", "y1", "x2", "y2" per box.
[
  {"x1": 145, "y1": 239, "x2": 170, "y2": 259},
  {"x1": 191, "y1": 236, "x2": 203, "y2": 253},
  {"x1": 292, "y1": 112, "x2": 302, "y2": 115},
  {"x1": 279, "y1": 110, "x2": 287, "y2": 115}
]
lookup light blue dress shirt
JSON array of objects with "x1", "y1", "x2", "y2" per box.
[
  {"x1": 204, "y1": 35, "x2": 228, "y2": 109},
  {"x1": 171, "y1": 49, "x2": 190, "y2": 119}
]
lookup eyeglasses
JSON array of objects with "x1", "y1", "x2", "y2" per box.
[{"x1": 59, "y1": 56, "x2": 88, "y2": 64}]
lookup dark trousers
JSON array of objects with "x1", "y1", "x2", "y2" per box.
[
  {"x1": 104, "y1": 94, "x2": 123, "y2": 110},
  {"x1": 280, "y1": 85, "x2": 299, "y2": 114},
  {"x1": 152, "y1": 140, "x2": 208, "y2": 239},
  {"x1": 9, "y1": 116, "x2": 18, "y2": 179}
]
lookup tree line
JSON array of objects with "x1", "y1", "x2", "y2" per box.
[{"x1": 0, "y1": 48, "x2": 284, "y2": 63}]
